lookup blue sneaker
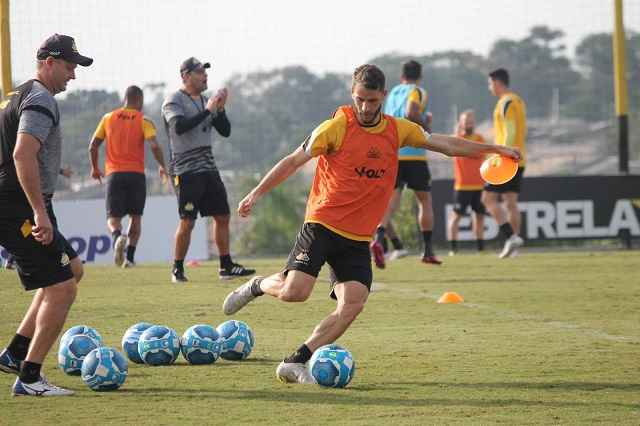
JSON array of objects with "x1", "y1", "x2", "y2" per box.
[
  {"x1": 12, "y1": 373, "x2": 74, "y2": 397},
  {"x1": 0, "y1": 348, "x2": 22, "y2": 375}
]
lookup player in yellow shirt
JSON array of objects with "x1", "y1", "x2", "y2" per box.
[
  {"x1": 221, "y1": 64, "x2": 522, "y2": 385},
  {"x1": 482, "y1": 68, "x2": 527, "y2": 259},
  {"x1": 448, "y1": 110, "x2": 487, "y2": 255}
]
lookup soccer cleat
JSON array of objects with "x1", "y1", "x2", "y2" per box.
[
  {"x1": 12, "y1": 374, "x2": 74, "y2": 397},
  {"x1": 219, "y1": 263, "x2": 256, "y2": 280},
  {"x1": 4, "y1": 256, "x2": 16, "y2": 270},
  {"x1": 122, "y1": 259, "x2": 137, "y2": 268},
  {"x1": 0, "y1": 349, "x2": 22, "y2": 375},
  {"x1": 387, "y1": 248, "x2": 409, "y2": 260},
  {"x1": 370, "y1": 241, "x2": 385, "y2": 269},
  {"x1": 113, "y1": 235, "x2": 127, "y2": 267},
  {"x1": 223, "y1": 276, "x2": 264, "y2": 315},
  {"x1": 171, "y1": 268, "x2": 188, "y2": 283},
  {"x1": 276, "y1": 360, "x2": 314, "y2": 384},
  {"x1": 498, "y1": 234, "x2": 524, "y2": 259},
  {"x1": 509, "y1": 249, "x2": 520, "y2": 259},
  {"x1": 422, "y1": 254, "x2": 443, "y2": 265}
]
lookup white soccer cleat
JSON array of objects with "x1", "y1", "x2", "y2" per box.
[
  {"x1": 12, "y1": 374, "x2": 75, "y2": 397},
  {"x1": 114, "y1": 235, "x2": 127, "y2": 267},
  {"x1": 499, "y1": 234, "x2": 524, "y2": 259},
  {"x1": 222, "y1": 276, "x2": 264, "y2": 315},
  {"x1": 122, "y1": 259, "x2": 136, "y2": 268},
  {"x1": 387, "y1": 249, "x2": 409, "y2": 260},
  {"x1": 276, "y1": 361, "x2": 314, "y2": 384}
]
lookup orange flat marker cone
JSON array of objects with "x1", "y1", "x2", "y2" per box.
[
  {"x1": 186, "y1": 260, "x2": 201, "y2": 267},
  {"x1": 437, "y1": 292, "x2": 464, "y2": 303}
]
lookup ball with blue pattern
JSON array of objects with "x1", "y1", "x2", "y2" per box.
[
  {"x1": 122, "y1": 322, "x2": 154, "y2": 364},
  {"x1": 138, "y1": 325, "x2": 180, "y2": 366},
  {"x1": 58, "y1": 334, "x2": 100, "y2": 375},
  {"x1": 309, "y1": 344, "x2": 355, "y2": 388},
  {"x1": 216, "y1": 320, "x2": 254, "y2": 360},
  {"x1": 60, "y1": 324, "x2": 103, "y2": 347},
  {"x1": 81, "y1": 347, "x2": 128, "y2": 391},
  {"x1": 181, "y1": 324, "x2": 222, "y2": 364}
]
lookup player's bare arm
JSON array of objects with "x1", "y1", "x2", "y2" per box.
[
  {"x1": 422, "y1": 133, "x2": 522, "y2": 162},
  {"x1": 14, "y1": 133, "x2": 54, "y2": 244},
  {"x1": 238, "y1": 145, "x2": 312, "y2": 218},
  {"x1": 88, "y1": 136, "x2": 106, "y2": 183}
]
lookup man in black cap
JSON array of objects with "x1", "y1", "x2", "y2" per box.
[
  {"x1": 162, "y1": 57, "x2": 255, "y2": 283},
  {"x1": 0, "y1": 34, "x2": 91, "y2": 397}
]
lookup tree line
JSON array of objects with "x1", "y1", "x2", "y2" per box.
[{"x1": 46, "y1": 26, "x2": 639, "y2": 254}]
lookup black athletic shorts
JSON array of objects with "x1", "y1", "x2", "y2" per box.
[
  {"x1": 172, "y1": 170, "x2": 230, "y2": 219},
  {"x1": 395, "y1": 160, "x2": 432, "y2": 191},
  {"x1": 106, "y1": 172, "x2": 146, "y2": 218},
  {"x1": 453, "y1": 190, "x2": 486, "y2": 215},
  {"x1": 483, "y1": 167, "x2": 525, "y2": 194},
  {"x1": 284, "y1": 223, "x2": 372, "y2": 300},
  {"x1": 0, "y1": 205, "x2": 77, "y2": 291}
]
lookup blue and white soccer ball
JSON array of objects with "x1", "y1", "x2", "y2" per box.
[
  {"x1": 309, "y1": 344, "x2": 355, "y2": 388},
  {"x1": 181, "y1": 324, "x2": 222, "y2": 365},
  {"x1": 122, "y1": 322, "x2": 154, "y2": 364},
  {"x1": 81, "y1": 347, "x2": 128, "y2": 391},
  {"x1": 58, "y1": 334, "x2": 100, "y2": 375},
  {"x1": 216, "y1": 320, "x2": 254, "y2": 360},
  {"x1": 138, "y1": 325, "x2": 180, "y2": 366},
  {"x1": 60, "y1": 325, "x2": 103, "y2": 347}
]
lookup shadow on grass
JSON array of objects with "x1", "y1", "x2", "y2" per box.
[{"x1": 106, "y1": 381, "x2": 640, "y2": 410}]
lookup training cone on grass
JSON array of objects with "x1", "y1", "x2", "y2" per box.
[
  {"x1": 186, "y1": 260, "x2": 201, "y2": 267},
  {"x1": 437, "y1": 292, "x2": 464, "y2": 303}
]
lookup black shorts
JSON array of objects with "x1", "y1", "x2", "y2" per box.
[
  {"x1": 395, "y1": 160, "x2": 431, "y2": 191},
  {"x1": 172, "y1": 170, "x2": 230, "y2": 219},
  {"x1": 106, "y1": 172, "x2": 146, "y2": 218},
  {"x1": 483, "y1": 167, "x2": 525, "y2": 194},
  {"x1": 453, "y1": 190, "x2": 486, "y2": 215},
  {"x1": 0, "y1": 207, "x2": 76, "y2": 291},
  {"x1": 284, "y1": 223, "x2": 372, "y2": 300}
]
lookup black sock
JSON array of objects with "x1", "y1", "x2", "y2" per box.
[
  {"x1": 422, "y1": 231, "x2": 434, "y2": 255},
  {"x1": 391, "y1": 237, "x2": 404, "y2": 250},
  {"x1": 250, "y1": 277, "x2": 264, "y2": 297},
  {"x1": 477, "y1": 239, "x2": 485, "y2": 251},
  {"x1": 500, "y1": 223, "x2": 514, "y2": 238},
  {"x1": 19, "y1": 361, "x2": 41, "y2": 383},
  {"x1": 126, "y1": 246, "x2": 136, "y2": 262},
  {"x1": 174, "y1": 259, "x2": 184, "y2": 272},
  {"x1": 284, "y1": 343, "x2": 313, "y2": 364},
  {"x1": 7, "y1": 334, "x2": 31, "y2": 360},
  {"x1": 451, "y1": 240, "x2": 458, "y2": 251},
  {"x1": 112, "y1": 230, "x2": 121, "y2": 248},
  {"x1": 374, "y1": 227, "x2": 386, "y2": 243},
  {"x1": 220, "y1": 254, "x2": 232, "y2": 269}
]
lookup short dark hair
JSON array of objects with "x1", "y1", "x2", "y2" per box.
[
  {"x1": 488, "y1": 68, "x2": 509, "y2": 86},
  {"x1": 125, "y1": 85, "x2": 143, "y2": 102},
  {"x1": 352, "y1": 64, "x2": 385, "y2": 92},
  {"x1": 402, "y1": 60, "x2": 422, "y2": 81}
]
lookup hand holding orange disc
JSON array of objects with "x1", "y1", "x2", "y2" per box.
[{"x1": 480, "y1": 155, "x2": 518, "y2": 185}]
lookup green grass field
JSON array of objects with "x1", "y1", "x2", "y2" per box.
[{"x1": 1, "y1": 251, "x2": 639, "y2": 425}]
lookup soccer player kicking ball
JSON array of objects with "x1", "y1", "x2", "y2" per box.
[{"x1": 223, "y1": 64, "x2": 522, "y2": 384}]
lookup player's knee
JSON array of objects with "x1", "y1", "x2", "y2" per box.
[
  {"x1": 279, "y1": 285, "x2": 311, "y2": 302},
  {"x1": 339, "y1": 300, "x2": 365, "y2": 322}
]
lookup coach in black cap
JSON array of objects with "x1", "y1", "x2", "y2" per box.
[
  {"x1": 37, "y1": 33, "x2": 93, "y2": 67},
  {"x1": 0, "y1": 33, "x2": 92, "y2": 397},
  {"x1": 180, "y1": 57, "x2": 210, "y2": 76}
]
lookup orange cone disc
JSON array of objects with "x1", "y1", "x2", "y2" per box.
[{"x1": 480, "y1": 155, "x2": 518, "y2": 185}]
